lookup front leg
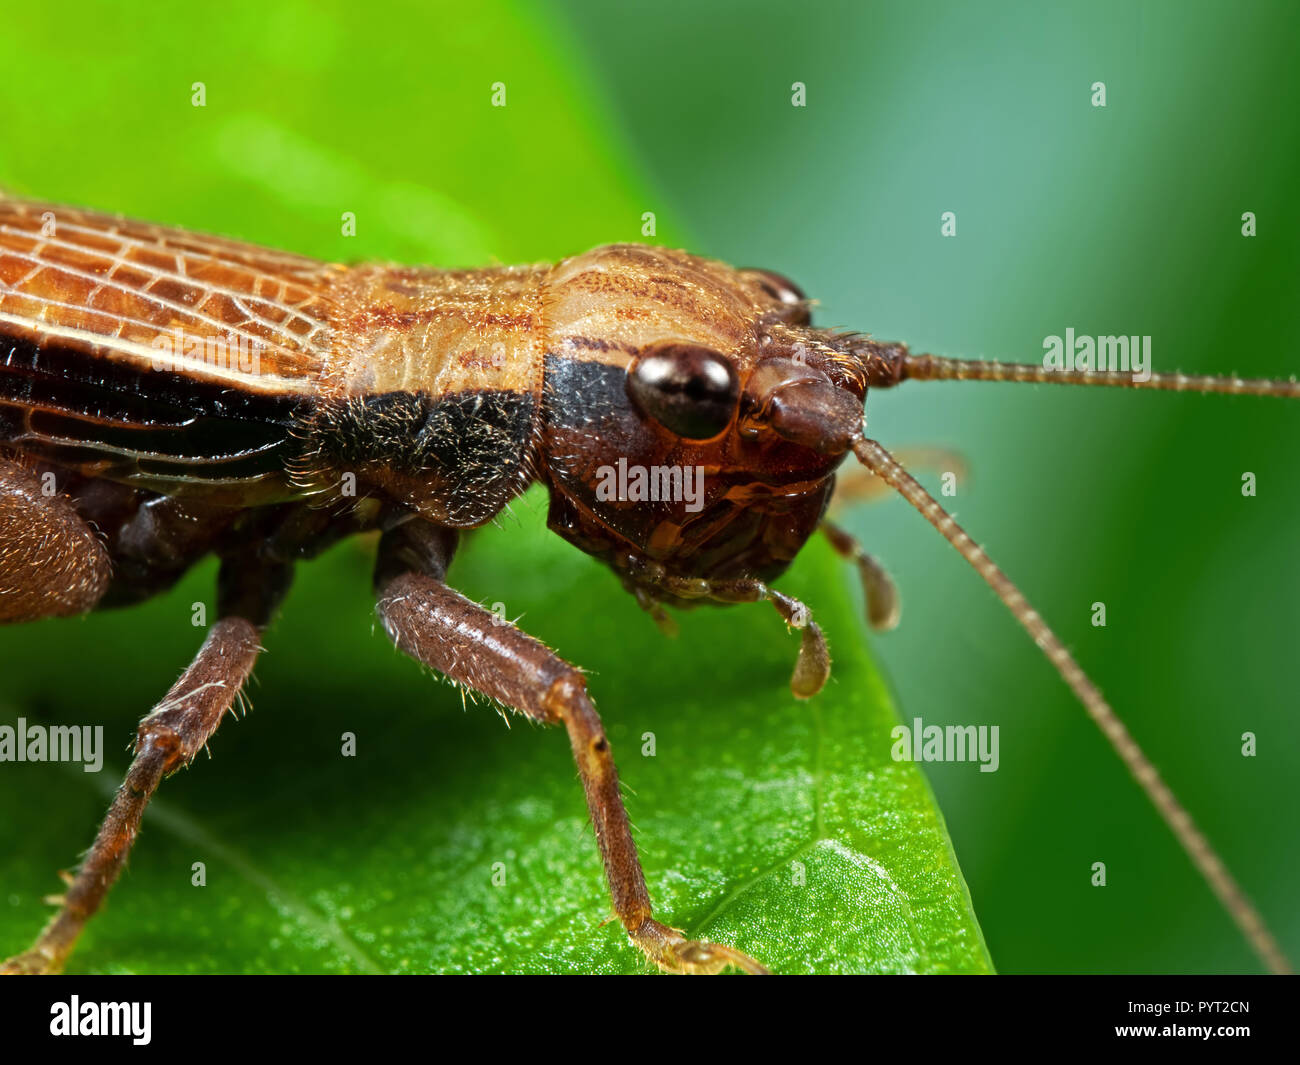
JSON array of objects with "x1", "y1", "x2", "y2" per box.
[{"x1": 373, "y1": 521, "x2": 766, "y2": 975}]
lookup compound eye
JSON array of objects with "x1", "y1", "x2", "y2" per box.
[
  {"x1": 746, "y1": 268, "x2": 811, "y2": 324},
  {"x1": 627, "y1": 342, "x2": 740, "y2": 441}
]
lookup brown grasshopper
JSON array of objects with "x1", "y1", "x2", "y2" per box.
[{"x1": 0, "y1": 198, "x2": 1293, "y2": 974}]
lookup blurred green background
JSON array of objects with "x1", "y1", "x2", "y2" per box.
[{"x1": 1, "y1": 0, "x2": 1296, "y2": 974}]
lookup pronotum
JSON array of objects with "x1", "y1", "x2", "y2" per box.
[{"x1": 0, "y1": 198, "x2": 1292, "y2": 974}]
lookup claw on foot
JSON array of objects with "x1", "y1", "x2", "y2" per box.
[
  {"x1": 631, "y1": 918, "x2": 769, "y2": 975},
  {"x1": 1, "y1": 947, "x2": 60, "y2": 975}
]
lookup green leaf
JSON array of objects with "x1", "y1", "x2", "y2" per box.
[
  {"x1": 0, "y1": 0, "x2": 990, "y2": 974},
  {"x1": 1, "y1": 502, "x2": 990, "y2": 974}
]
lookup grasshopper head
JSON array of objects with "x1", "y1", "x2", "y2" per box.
[{"x1": 540, "y1": 245, "x2": 874, "y2": 604}]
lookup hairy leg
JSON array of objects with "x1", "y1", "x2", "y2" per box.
[
  {"x1": 1, "y1": 556, "x2": 290, "y2": 974},
  {"x1": 373, "y1": 520, "x2": 766, "y2": 974}
]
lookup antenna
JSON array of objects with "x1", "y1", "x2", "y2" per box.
[{"x1": 849, "y1": 433, "x2": 1292, "y2": 975}]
